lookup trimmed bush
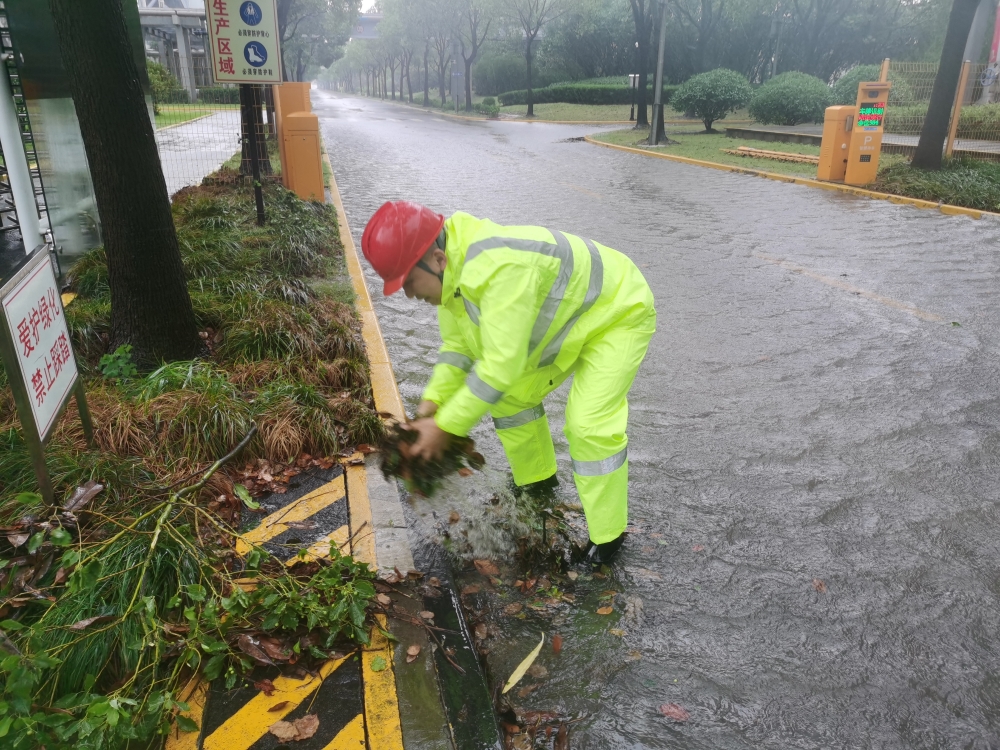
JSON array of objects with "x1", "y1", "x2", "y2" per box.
[
  {"x1": 198, "y1": 86, "x2": 241, "y2": 104},
  {"x1": 670, "y1": 68, "x2": 752, "y2": 132},
  {"x1": 884, "y1": 102, "x2": 1000, "y2": 138},
  {"x1": 749, "y1": 71, "x2": 832, "y2": 125},
  {"x1": 832, "y1": 65, "x2": 913, "y2": 105},
  {"x1": 498, "y1": 81, "x2": 678, "y2": 107},
  {"x1": 473, "y1": 100, "x2": 500, "y2": 118}
]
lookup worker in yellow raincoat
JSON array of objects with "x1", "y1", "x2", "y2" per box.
[{"x1": 361, "y1": 201, "x2": 656, "y2": 565}]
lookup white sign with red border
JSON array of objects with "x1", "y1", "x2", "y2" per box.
[
  {"x1": 206, "y1": 0, "x2": 282, "y2": 85},
  {"x1": 2, "y1": 252, "x2": 78, "y2": 441}
]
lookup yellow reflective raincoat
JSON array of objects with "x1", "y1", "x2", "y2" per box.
[{"x1": 423, "y1": 212, "x2": 656, "y2": 544}]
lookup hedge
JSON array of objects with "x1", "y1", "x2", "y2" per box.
[
  {"x1": 884, "y1": 102, "x2": 1000, "y2": 139},
  {"x1": 198, "y1": 86, "x2": 241, "y2": 104},
  {"x1": 498, "y1": 82, "x2": 679, "y2": 107},
  {"x1": 749, "y1": 71, "x2": 831, "y2": 125}
]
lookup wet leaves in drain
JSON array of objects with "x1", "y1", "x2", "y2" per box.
[
  {"x1": 378, "y1": 422, "x2": 485, "y2": 496},
  {"x1": 812, "y1": 578, "x2": 827, "y2": 593},
  {"x1": 474, "y1": 559, "x2": 500, "y2": 576}
]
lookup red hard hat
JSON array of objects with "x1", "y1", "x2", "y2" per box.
[{"x1": 361, "y1": 201, "x2": 446, "y2": 296}]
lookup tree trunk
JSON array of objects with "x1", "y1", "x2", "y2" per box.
[
  {"x1": 424, "y1": 44, "x2": 431, "y2": 105},
  {"x1": 526, "y1": 39, "x2": 534, "y2": 117},
  {"x1": 464, "y1": 56, "x2": 474, "y2": 111},
  {"x1": 439, "y1": 57, "x2": 447, "y2": 105},
  {"x1": 405, "y1": 53, "x2": 413, "y2": 102},
  {"x1": 389, "y1": 60, "x2": 396, "y2": 100},
  {"x1": 240, "y1": 85, "x2": 272, "y2": 176},
  {"x1": 912, "y1": 0, "x2": 980, "y2": 169},
  {"x1": 47, "y1": 0, "x2": 201, "y2": 366}
]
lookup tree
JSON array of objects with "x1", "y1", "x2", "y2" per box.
[
  {"x1": 629, "y1": 0, "x2": 655, "y2": 126},
  {"x1": 506, "y1": 0, "x2": 567, "y2": 117},
  {"x1": 912, "y1": 0, "x2": 981, "y2": 170},
  {"x1": 47, "y1": 0, "x2": 201, "y2": 366},
  {"x1": 671, "y1": 67, "x2": 752, "y2": 131},
  {"x1": 668, "y1": 0, "x2": 725, "y2": 75},
  {"x1": 277, "y1": 0, "x2": 359, "y2": 82},
  {"x1": 456, "y1": 0, "x2": 497, "y2": 110}
]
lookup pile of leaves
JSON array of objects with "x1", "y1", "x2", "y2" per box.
[
  {"x1": 378, "y1": 422, "x2": 485, "y2": 496},
  {"x1": 0, "y1": 434, "x2": 376, "y2": 749}
]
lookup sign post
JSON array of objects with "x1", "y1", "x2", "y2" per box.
[
  {"x1": 205, "y1": 0, "x2": 283, "y2": 225},
  {"x1": 0, "y1": 247, "x2": 93, "y2": 504}
]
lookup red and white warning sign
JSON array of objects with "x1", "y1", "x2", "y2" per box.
[{"x1": 2, "y1": 253, "x2": 78, "y2": 441}]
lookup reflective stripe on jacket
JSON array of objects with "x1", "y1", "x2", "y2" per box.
[{"x1": 424, "y1": 212, "x2": 654, "y2": 436}]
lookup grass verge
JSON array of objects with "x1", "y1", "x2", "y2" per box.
[
  {"x1": 154, "y1": 104, "x2": 239, "y2": 129},
  {"x1": 0, "y1": 162, "x2": 383, "y2": 747},
  {"x1": 594, "y1": 128, "x2": 1000, "y2": 213}
]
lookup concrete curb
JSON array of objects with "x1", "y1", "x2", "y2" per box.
[{"x1": 584, "y1": 134, "x2": 1000, "y2": 221}]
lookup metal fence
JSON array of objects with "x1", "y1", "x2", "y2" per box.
[
  {"x1": 885, "y1": 60, "x2": 1000, "y2": 161},
  {"x1": 149, "y1": 59, "x2": 278, "y2": 196}
]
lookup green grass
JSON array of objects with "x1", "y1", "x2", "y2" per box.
[
  {"x1": 496, "y1": 102, "x2": 754, "y2": 123},
  {"x1": 154, "y1": 103, "x2": 239, "y2": 129},
  {"x1": 872, "y1": 158, "x2": 1000, "y2": 212},
  {"x1": 591, "y1": 128, "x2": 822, "y2": 176}
]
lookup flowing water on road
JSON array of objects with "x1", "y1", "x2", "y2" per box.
[{"x1": 316, "y1": 90, "x2": 1000, "y2": 749}]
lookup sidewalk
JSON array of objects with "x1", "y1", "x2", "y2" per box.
[{"x1": 155, "y1": 110, "x2": 241, "y2": 196}]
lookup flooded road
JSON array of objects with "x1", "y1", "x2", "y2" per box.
[{"x1": 315, "y1": 90, "x2": 1000, "y2": 749}]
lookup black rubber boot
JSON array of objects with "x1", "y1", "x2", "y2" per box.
[
  {"x1": 508, "y1": 474, "x2": 559, "y2": 501},
  {"x1": 581, "y1": 532, "x2": 627, "y2": 568}
]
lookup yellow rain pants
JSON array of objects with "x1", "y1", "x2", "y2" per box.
[{"x1": 422, "y1": 212, "x2": 656, "y2": 544}]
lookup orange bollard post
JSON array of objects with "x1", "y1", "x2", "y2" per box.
[
  {"x1": 283, "y1": 112, "x2": 325, "y2": 201},
  {"x1": 273, "y1": 83, "x2": 313, "y2": 188}
]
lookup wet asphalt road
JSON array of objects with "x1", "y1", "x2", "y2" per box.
[{"x1": 315, "y1": 89, "x2": 1000, "y2": 749}]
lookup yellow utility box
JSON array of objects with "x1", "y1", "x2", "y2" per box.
[
  {"x1": 817, "y1": 105, "x2": 855, "y2": 182},
  {"x1": 283, "y1": 112, "x2": 325, "y2": 201},
  {"x1": 844, "y1": 81, "x2": 890, "y2": 186},
  {"x1": 273, "y1": 82, "x2": 313, "y2": 189}
]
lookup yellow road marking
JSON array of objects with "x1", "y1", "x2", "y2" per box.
[
  {"x1": 321, "y1": 713, "x2": 366, "y2": 749},
  {"x1": 235, "y1": 476, "x2": 346, "y2": 555},
  {"x1": 754, "y1": 253, "x2": 944, "y2": 323},
  {"x1": 60, "y1": 292, "x2": 77, "y2": 307},
  {"x1": 285, "y1": 524, "x2": 351, "y2": 565},
  {"x1": 201, "y1": 654, "x2": 350, "y2": 750},
  {"x1": 165, "y1": 676, "x2": 207, "y2": 750},
  {"x1": 362, "y1": 615, "x2": 404, "y2": 750}
]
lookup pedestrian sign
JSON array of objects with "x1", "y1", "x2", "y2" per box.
[{"x1": 207, "y1": 0, "x2": 282, "y2": 84}]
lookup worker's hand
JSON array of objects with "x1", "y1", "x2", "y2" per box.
[
  {"x1": 406, "y1": 417, "x2": 450, "y2": 461},
  {"x1": 415, "y1": 400, "x2": 439, "y2": 419}
]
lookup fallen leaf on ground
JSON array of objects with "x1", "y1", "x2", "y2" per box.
[
  {"x1": 258, "y1": 636, "x2": 292, "y2": 662},
  {"x1": 68, "y1": 615, "x2": 114, "y2": 631},
  {"x1": 659, "y1": 703, "x2": 690, "y2": 722},
  {"x1": 268, "y1": 701, "x2": 290, "y2": 712},
  {"x1": 63, "y1": 481, "x2": 103, "y2": 513},
  {"x1": 457, "y1": 467, "x2": 473, "y2": 477},
  {"x1": 238, "y1": 634, "x2": 275, "y2": 665},
  {"x1": 429, "y1": 577, "x2": 441, "y2": 587},
  {"x1": 596, "y1": 606, "x2": 614, "y2": 616},
  {"x1": 449, "y1": 511, "x2": 460, "y2": 524},
  {"x1": 268, "y1": 721, "x2": 299, "y2": 741},
  {"x1": 406, "y1": 644, "x2": 421, "y2": 664},
  {"x1": 419, "y1": 610, "x2": 435, "y2": 620},
  {"x1": 518, "y1": 684, "x2": 539, "y2": 698},
  {"x1": 609, "y1": 628, "x2": 626, "y2": 637},
  {"x1": 474, "y1": 559, "x2": 500, "y2": 576},
  {"x1": 370, "y1": 656, "x2": 387, "y2": 672},
  {"x1": 6, "y1": 533, "x2": 27, "y2": 549},
  {"x1": 812, "y1": 578, "x2": 827, "y2": 593},
  {"x1": 566, "y1": 571, "x2": 579, "y2": 581},
  {"x1": 552, "y1": 633, "x2": 563, "y2": 655},
  {"x1": 474, "y1": 623, "x2": 488, "y2": 640},
  {"x1": 627, "y1": 650, "x2": 642, "y2": 660},
  {"x1": 461, "y1": 584, "x2": 481, "y2": 596},
  {"x1": 527, "y1": 664, "x2": 548, "y2": 679},
  {"x1": 294, "y1": 714, "x2": 320, "y2": 739},
  {"x1": 376, "y1": 593, "x2": 392, "y2": 606},
  {"x1": 268, "y1": 714, "x2": 320, "y2": 741},
  {"x1": 254, "y1": 679, "x2": 276, "y2": 696},
  {"x1": 503, "y1": 603, "x2": 523, "y2": 616},
  {"x1": 692, "y1": 545, "x2": 705, "y2": 552},
  {"x1": 502, "y1": 632, "x2": 545, "y2": 694}
]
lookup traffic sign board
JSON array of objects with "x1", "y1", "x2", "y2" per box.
[{"x1": 207, "y1": 0, "x2": 282, "y2": 84}]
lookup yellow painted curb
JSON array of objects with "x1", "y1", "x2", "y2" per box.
[
  {"x1": 584, "y1": 135, "x2": 998, "y2": 221},
  {"x1": 323, "y1": 150, "x2": 406, "y2": 421}
]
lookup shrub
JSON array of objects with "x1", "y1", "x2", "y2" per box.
[
  {"x1": 473, "y1": 101, "x2": 500, "y2": 118},
  {"x1": 498, "y1": 81, "x2": 678, "y2": 107},
  {"x1": 884, "y1": 102, "x2": 1000, "y2": 138},
  {"x1": 481, "y1": 97, "x2": 496, "y2": 106},
  {"x1": 832, "y1": 65, "x2": 913, "y2": 105},
  {"x1": 749, "y1": 71, "x2": 832, "y2": 125},
  {"x1": 198, "y1": 86, "x2": 241, "y2": 104},
  {"x1": 146, "y1": 60, "x2": 187, "y2": 111},
  {"x1": 670, "y1": 68, "x2": 752, "y2": 132}
]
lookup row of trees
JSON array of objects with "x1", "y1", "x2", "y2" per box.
[{"x1": 319, "y1": 0, "x2": 951, "y2": 121}]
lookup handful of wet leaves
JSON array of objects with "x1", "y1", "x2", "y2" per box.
[{"x1": 378, "y1": 421, "x2": 485, "y2": 496}]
